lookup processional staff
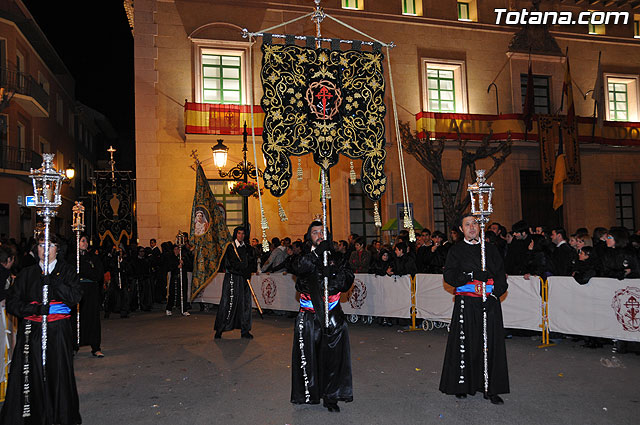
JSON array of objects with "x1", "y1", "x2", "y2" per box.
[
  {"x1": 29, "y1": 154, "x2": 68, "y2": 373},
  {"x1": 176, "y1": 231, "x2": 185, "y2": 316},
  {"x1": 467, "y1": 169, "x2": 494, "y2": 396},
  {"x1": 312, "y1": 0, "x2": 330, "y2": 329},
  {"x1": 72, "y1": 201, "x2": 85, "y2": 346}
]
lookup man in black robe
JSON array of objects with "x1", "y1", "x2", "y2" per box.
[
  {"x1": 166, "y1": 244, "x2": 190, "y2": 316},
  {"x1": 440, "y1": 214, "x2": 509, "y2": 405},
  {"x1": 290, "y1": 221, "x2": 354, "y2": 413},
  {"x1": 214, "y1": 226, "x2": 256, "y2": 339},
  {"x1": 0, "y1": 235, "x2": 82, "y2": 424},
  {"x1": 75, "y1": 234, "x2": 105, "y2": 357}
]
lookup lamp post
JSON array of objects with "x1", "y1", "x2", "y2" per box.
[
  {"x1": 29, "y1": 153, "x2": 68, "y2": 372},
  {"x1": 211, "y1": 122, "x2": 263, "y2": 228}
]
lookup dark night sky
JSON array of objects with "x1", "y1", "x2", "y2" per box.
[{"x1": 22, "y1": 1, "x2": 135, "y2": 165}]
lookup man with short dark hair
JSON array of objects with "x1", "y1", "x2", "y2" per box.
[
  {"x1": 551, "y1": 227, "x2": 577, "y2": 276},
  {"x1": 290, "y1": 221, "x2": 354, "y2": 412},
  {"x1": 214, "y1": 226, "x2": 256, "y2": 339},
  {"x1": 440, "y1": 214, "x2": 509, "y2": 405},
  {"x1": 1, "y1": 235, "x2": 83, "y2": 424},
  {"x1": 504, "y1": 220, "x2": 530, "y2": 275},
  {"x1": 262, "y1": 237, "x2": 288, "y2": 273}
]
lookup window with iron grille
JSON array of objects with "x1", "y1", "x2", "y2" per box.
[
  {"x1": 520, "y1": 74, "x2": 551, "y2": 115},
  {"x1": 615, "y1": 182, "x2": 635, "y2": 231},
  {"x1": 202, "y1": 54, "x2": 242, "y2": 105},
  {"x1": 433, "y1": 180, "x2": 458, "y2": 233},
  {"x1": 349, "y1": 179, "x2": 377, "y2": 245}
]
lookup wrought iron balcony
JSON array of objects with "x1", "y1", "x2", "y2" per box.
[
  {"x1": 0, "y1": 67, "x2": 49, "y2": 116},
  {"x1": 0, "y1": 145, "x2": 42, "y2": 171}
]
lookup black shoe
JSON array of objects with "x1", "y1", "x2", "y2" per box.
[
  {"x1": 455, "y1": 393, "x2": 467, "y2": 399},
  {"x1": 484, "y1": 394, "x2": 504, "y2": 405},
  {"x1": 214, "y1": 331, "x2": 222, "y2": 339},
  {"x1": 241, "y1": 332, "x2": 254, "y2": 339},
  {"x1": 323, "y1": 400, "x2": 340, "y2": 412}
]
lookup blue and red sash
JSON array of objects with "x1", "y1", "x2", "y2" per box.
[
  {"x1": 25, "y1": 300, "x2": 71, "y2": 322},
  {"x1": 455, "y1": 279, "x2": 494, "y2": 297},
  {"x1": 299, "y1": 293, "x2": 340, "y2": 312}
]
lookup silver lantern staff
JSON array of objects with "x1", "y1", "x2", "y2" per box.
[
  {"x1": 176, "y1": 231, "x2": 185, "y2": 315},
  {"x1": 312, "y1": 0, "x2": 330, "y2": 329},
  {"x1": 29, "y1": 153, "x2": 68, "y2": 372},
  {"x1": 72, "y1": 201, "x2": 85, "y2": 346},
  {"x1": 467, "y1": 169, "x2": 494, "y2": 397}
]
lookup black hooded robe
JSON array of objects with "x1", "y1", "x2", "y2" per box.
[
  {"x1": 0, "y1": 260, "x2": 83, "y2": 425},
  {"x1": 290, "y1": 245, "x2": 355, "y2": 405},
  {"x1": 439, "y1": 240, "x2": 510, "y2": 397},
  {"x1": 213, "y1": 237, "x2": 255, "y2": 335}
]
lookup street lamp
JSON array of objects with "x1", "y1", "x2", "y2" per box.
[
  {"x1": 212, "y1": 123, "x2": 263, "y2": 227},
  {"x1": 65, "y1": 162, "x2": 76, "y2": 180},
  {"x1": 211, "y1": 139, "x2": 229, "y2": 170}
]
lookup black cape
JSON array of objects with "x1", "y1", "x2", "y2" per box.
[
  {"x1": 439, "y1": 240, "x2": 510, "y2": 396},
  {"x1": 290, "y1": 248, "x2": 354, "y2": 405},
  {"x1": 0, "y1": 260, "x2": 83, "y2": 425}
]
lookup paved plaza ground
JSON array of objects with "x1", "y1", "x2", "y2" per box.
[{"x1": 69, "y1": 307, "x2": 638, "y2": 425}]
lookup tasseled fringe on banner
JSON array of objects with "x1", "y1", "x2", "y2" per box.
[
  {"x1": 260, "y1": 206, "x2": 270, "y2": 252},
  {"x1": 403, "y1": 207, "x2": 416, "y2": 242},
  {"x1": 349, "y1": 160, "x2": 357, "y2": 185},
  {"x1": 374, "y1": 202, "x2": 382, "y2": 227},
  {"x1": 297, "y1": 158, "x2": 303, "y2": 181},
  {"x1": 278, "y1": 199, "x2": 288, "y2": 222}
]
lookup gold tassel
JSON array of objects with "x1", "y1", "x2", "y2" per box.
[
  {"x1": 403, "y1": 207, "x2": 411, "y2": 229},
  {"x1": 278, "y1": 199, "x2": 288, "y2": 222},
  {"x1": 408, "y1": 226, "x2": 416, "y2": 243},
  {"x1": 374, "y1": 202, "x2": 382, "y2": 227},
  {"x1": 349, "y1": 160, "x2": 357, "y2": 185},
  {"x1": 297, "y1": 157, "x2": 303, "y2": 181},
  {"x1": 260, "y1": 206, "x2": 269, "y2": 252}
]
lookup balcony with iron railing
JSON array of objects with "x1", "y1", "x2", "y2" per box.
[
  {"x1": 0, "y1": 145, "x2": 42, "y2": 172},
  {"x1": 0, "y1": 67, "x2": 49, "y2": 117}
]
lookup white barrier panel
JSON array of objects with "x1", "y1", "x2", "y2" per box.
[
  {"x1": 414, "y1": 275, "x2": 542, "y2": 331},
  {"x1": 500, "y1": 276, "x2": 542, "y2": 331},
  {"x1": 193, "y1": 272, "x2": 639, "y2": 342},
  {"x1": 341, "y1": 274, "x2": 412, "y2": 318},
  {"x1": 548, "y1": 277, "x2": 640, "y2": 342},
  {"x1": 251, "y1": 273, "x2": 299, "y2": 311},
  {"x1": 415, "y1": 274, "x2": 453, "y2": 322},
  {"x1": 192, "y1": 273, "x2": 224, "y2": 305},
  {"x1": 194, "y1": 273, "x2": 413, "y2": 317}
]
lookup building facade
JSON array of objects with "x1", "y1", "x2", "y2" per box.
[
  {"x1": 133, "y1": 0, "x2": 640, "y2": 245},
  {"x1": 0, "y1": 0, "x2": 104, "y2": 240}
]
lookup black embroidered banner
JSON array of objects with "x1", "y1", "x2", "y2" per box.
[
  {"x1": 260, "y1": 38, "x2": 387, "y2": 201},
  {"x1": 95, "y1": 171, "x2": 135, "y2": 247}
]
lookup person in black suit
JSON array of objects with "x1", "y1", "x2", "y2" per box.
[{"x1": 550, "y1": 227, "x2": 577, "y2": 276}]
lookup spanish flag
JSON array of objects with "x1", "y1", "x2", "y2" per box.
[
  {"x1": 552, "y1": 131, "x2": 568, "y2": 210},
  {"x1": 562, "y1": 56, "x2": 575, "y2": 127}
]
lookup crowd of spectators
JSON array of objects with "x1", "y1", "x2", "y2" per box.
[{"x1": 247, "y1": 221, "x2": 640, "y2": 287}]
